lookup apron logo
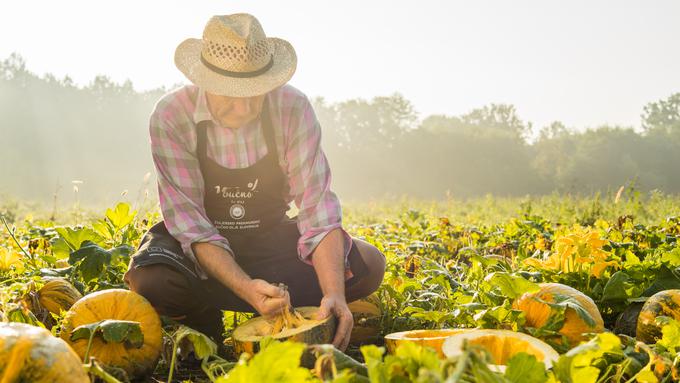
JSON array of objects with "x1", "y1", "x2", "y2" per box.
[
  {"x1": 229, "y1": 204, "x2": 246, "y2": 220},
  {"x1": 214, "y1": 178, "x2": 259, "y2": 198},
  {"x1": 247, "y1": 178, "x2": 259, "y2": 191}
]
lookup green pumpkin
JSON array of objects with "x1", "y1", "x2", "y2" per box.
[{"x1": 636, "y1": 290, "x2": 680, "y2": 344}]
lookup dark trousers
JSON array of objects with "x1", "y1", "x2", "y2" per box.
[{"x1": 123, "y1": 218, "x2": 369, "y2": 341}]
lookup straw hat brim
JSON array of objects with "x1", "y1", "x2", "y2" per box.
[{"x1": 174, "y1": 37, "x2": 297, "y2": 97}]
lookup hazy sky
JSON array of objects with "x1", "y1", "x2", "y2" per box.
[{"x1": 1, "y1": 1, "x2": 679, "y2": 131}]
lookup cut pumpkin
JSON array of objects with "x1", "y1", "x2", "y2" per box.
[
  {"x1": 232, "y1": 306, "x2": 336, "y2": 356},
  {"x1": 384, "y1": 329, "x2": 472, "y2": 357},
  {"x1": 0, "y1": 322, "x2": 89, "y2": 382},
  {"x1": 348, "y1": 297, "x2": 381, "y2": 344},
  {"x1": 60, "y1": 289, "x2": 162, "y2": 379},
  {"x1": 513, "y1": 282, "x2": 604, "y2": 346},
  {"x1": 637, "y1": 289, "x2": 680, "y2": 344},
  {"x1": 442, "y1": 329, "x2": 559, "y2": 371}
]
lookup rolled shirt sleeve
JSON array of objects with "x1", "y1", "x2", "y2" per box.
[
  {"x1": 284, "y1": 95, "x2": 354, "y2": 280},
  {"x1": 149, "y1": 101, "x2": 235, "y2": 280}
]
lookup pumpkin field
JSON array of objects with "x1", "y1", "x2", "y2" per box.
[{"x1": 3, "y1": 193, "x2": 680, "y2": 382}]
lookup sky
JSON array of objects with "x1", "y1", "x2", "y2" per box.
[{"x1": 1, "y1": 0, "x2": 679, "y2": 132}]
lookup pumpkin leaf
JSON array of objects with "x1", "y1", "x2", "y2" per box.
[
  {"x1": 641, "y1": 266, "x2": 680, "y2": 297},
  {"x1": 68, "y1": 240, "x2": 112, "y2": 283},
  {"x1": 71, "y1": 319, "x2": 144, "y2": 349},
  {"x1": 657, "y1": 317, "x2": 680, "y2": 353},
  {"x1": 601, "y1": 271, "x2": 639, "y2": 302},
  {"x1": 484, "y1": 272, "x2": 540, "y2": 299},
  {"x1": 174, "y1": 325, "x2": 217, "y2": 360},
  {"x1": 546, "y1": 293, "x2": 596, "y2": 328},
  {"x1": 55, "y1": 226, "x2": 106, "y2": 251},
  {"x1": 504, "y1": 353, "x2": 548, "y2": 383},
  {"x1": 217, "y1": 340, "x2": 313, "y2": 382},
  {"x1": 106, "y1": 202, "x2": 137, "y2": 231}
]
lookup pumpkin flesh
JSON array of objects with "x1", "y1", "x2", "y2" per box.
[
  {"x1": 385, "y1": 329, "x2": 471, "y2": 357},
  {"x1": 442, "y1": 329, "x2": 559, "y2": 370},
  {"x1": 232, "y1": 306, "x2": 336, "y2": 356}
]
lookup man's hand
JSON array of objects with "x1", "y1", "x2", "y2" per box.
[
  {"x1": 315, "y1": 294, "x2": 353, "y2": 351},
  {"x1": 245, "y1": 279, "x2": 291, "y2": 318}
]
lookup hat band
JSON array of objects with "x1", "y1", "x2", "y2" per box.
[{"x1": 200, "y1": 54, "x2": 274, "y2": 78}]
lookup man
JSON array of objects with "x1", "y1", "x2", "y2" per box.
[{"x1": 123, "y1": 13, "x2": 386, "y2": 351}]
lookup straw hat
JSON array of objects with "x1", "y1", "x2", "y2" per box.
[{"x1": 175, "y1": 13, "x2": 297, "y2": 97}]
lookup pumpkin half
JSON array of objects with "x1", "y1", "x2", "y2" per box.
[
  {"x1": 637, "y1": 289, "x2": 680, "y2": 344},
  {"x1": 442, "y1": 329, "x2": 559, "y2": 371},
  {"x1": 232, "y1": 306, "x2": 336, "y2": 356},
  {"x1": 60, "y1": 289, "x2": 162, "y2": 379},
  {"x1": 348, "y1": 297, "x2": 381, "y2": 345},
  {"x1": 0, "y1": 322, "x2": 89, "y2": 383},
  {"x1": 384, "y1": 329, "x2": 472, "y2": 357},
  {"x1": 513, "y1": 282, "x2": 604, "y2": 346}
]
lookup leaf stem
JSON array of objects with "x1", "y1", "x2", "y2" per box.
[
  {"x1": 0, "y1": 214, "x2": 38, "y2": 269},
  {"x1": 167, "y1": 336, "x2": 179, "y2": 383}
]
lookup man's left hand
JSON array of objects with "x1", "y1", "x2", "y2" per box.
[{"x1": 315, "y1": 294, "x2": 353, "y2": 351}]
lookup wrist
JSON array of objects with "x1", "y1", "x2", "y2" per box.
[{"x1": 323, "y1": 292, "x2": 346, "y2": 302}]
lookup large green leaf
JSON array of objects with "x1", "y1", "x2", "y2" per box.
[
  {"x1": 55, "y1": 226, "x2": 105, "y2": 250},
  {"x1": 71, "y1": 319, "x2": 144, "y2": 348},
  {"x1": 68, "y1": 240, "x2": 112, "y2": 283}
]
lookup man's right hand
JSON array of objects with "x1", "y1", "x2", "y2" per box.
[{"x1": 246, "y1": 279, "x2": 291, "y2": 318}]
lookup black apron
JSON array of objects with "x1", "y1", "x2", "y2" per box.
[{"x1": 129, "y1": 100, "x2": 368, "y2": 312}]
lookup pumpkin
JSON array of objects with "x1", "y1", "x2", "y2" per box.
[
  {"x1": 0, "y1": 322, "x2": 89, "y2": 382},
  {"x1": 348, "y1": 296, "x2": 381, "y2": 344},
  {"x1": 513, "y1": 282, "x2": 604, "y2": 346},
  {"x1": 36, "y1": 278, "x2": 82, "y2": 315},
  {"x1": 60, "y1": 289, "x2": 162, "y2": 379},
  {"x1": 442, "y1": 329, "x2": 559, "y2": 371},
  {"x1": 637, "y1": 290, "x2": 680, "y2": 344},
  {"x1": 384, "y1": 329, "x2": 472, "y2": 357},
  {"x1": 232, "y1": 306, "x2": 336, "y2": 356}
]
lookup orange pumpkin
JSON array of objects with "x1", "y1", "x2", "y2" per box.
[
  {"x1": 60, "y1": 289, "x2": 162, "y2": 379},
  {"x1": 513, "y1": 283, "x2": 604, "y2": 346},
  {"x1": 0, "y1": 322, "x2": 89, "y2": 382}
]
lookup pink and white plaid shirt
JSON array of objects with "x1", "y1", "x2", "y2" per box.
[{"x1": 149, "y1": 83, "x2": 353, "y2": 280}]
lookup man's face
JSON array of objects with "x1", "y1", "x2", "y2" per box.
[{"x1": 205, "y1": 91, "x2": 266, "y2": 129}]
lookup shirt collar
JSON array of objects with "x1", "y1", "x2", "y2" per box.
[{"x1": 192, "y1": 87, "x2": 214, "y2": 125}]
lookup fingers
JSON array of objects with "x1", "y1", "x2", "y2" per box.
[
  {"x1": 255, "y1": 280, "x2": 286, "y2": 298},
  {"x1": 332, "y1": 307, "x2": 353, "y2": 351},
  {"x1": 259, "y1": 295, "x2": 289, "y2": 318},
  {"x1": 314, "y1": 299, "x2": 332, "y2": 320}
]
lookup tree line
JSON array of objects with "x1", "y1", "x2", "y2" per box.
[{"x1": 1, "y1": 53, "x2": 679, "y2": 206}]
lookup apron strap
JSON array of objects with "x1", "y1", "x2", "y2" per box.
[
  {"x1": 196, "y1": 120, "x2": 211, "y2": 166},
  {"x1": 260, "y1": 98, "x2": 279, "y2": 161}
]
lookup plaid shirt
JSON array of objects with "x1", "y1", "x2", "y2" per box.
[{"x1": 149, "y1": 83, "x2": 352, "y2": 280}]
